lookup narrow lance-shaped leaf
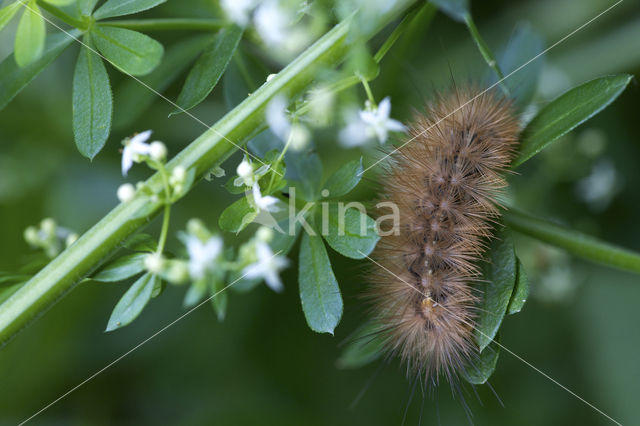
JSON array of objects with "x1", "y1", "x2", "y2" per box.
[
  {"x1": 323, "y1": 157, "x2": 363, "y2": 198},
  {"x1": 92, "y1": 25, "x2": 164, "y2": 76},
  {"x1": 463, "y1": 337, "x2": 500, "y2": 384},
  {"x1": 73, "y1": 36, "x2": 113, "y2": 159},
  {"x1": 14, "y1": 1, "x2": 46, "y2": 67},
  {"x1": 507, "y1": 257, "x2": 529, "y2": 315},
  {"x1": 475, "y1": 231, "x2": 517, "y2": 351},
  {"x1": 491, "y1": 23, "x2": 544, "y2": 108},
  {"x1": 94, "y1": 0, "x2": 166, "y2": 20},
  {"x1": 336, "y1": 321, "x2": 386, "y2": 369},
  {"x1": 513, "y1": 74, "x2": 632, "y2": 168},
  {"x1": 106, "y1": 273, "x2": 157, "y2": 331},
  {"x1": 92, "y1": 253, "x2": 147, "y2": 282},
  {"x1": 298, "y1": 228, "x2": 343, "y2": 334},
  {"x1": 172, "y1": 24, "x2": 243, "y2": 114},
  {"x1": 503, "y1": 207, "x2": 640, "y2": 274},
  {"x1": 77, "y1": 0, "x2": 99, "y2": 16},
  {"x1": 0, "y1": 2, "x2": 21, "y2": 32},
  {"x1": 0, "y1": 31, "x2": 77, "y2": 110},
  {"x1": 114, "y1": 34, "x2": 214, "y2": 129}
]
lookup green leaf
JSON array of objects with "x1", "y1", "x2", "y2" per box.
[
  {"x1": 323, "y1": 157, "x2": 363, "y2": 198},
  {"x1": 0, "y1": 31, "x2": 77, "y2": 110},
  {"x1": 503, "y1": 208, "x2": 640, "y2": 274},
  {"x1": 210, "y1": 277, "x2": 227, "y2": 321},
  {"x1": 172, "y1": 25, "x2": 243, "y2": 114},
  {"x1": 72, "y1": 38, "x2": 113, "y2": 159},
  {"x1": 94, "y1": 0, "x2": 166, "y2": 20},
  {"x1": 298, "y1": 230, "x2": 343, "y2": 334},
  {"x1": 121, "y1": 233, "x2": 157, "y2": 252},
  {"x1": 336, "y1": 321, "x2": 385, "y2": 369},
  {"x1": 323, "y1": 203, "x2": 379, "y2": 259},
  {"x1": 0, "y1": 282, "x2": 24, "y2": 305},
  {"x1": 507, "y1": 258, "x2": 529, "y2": 315},
  {"x1": 114, "y1": 34, "x2": 214, "y2": 129},
  {"x1": 14, "y1": 2, "x2": 46, "y2": 67},
  {"x1": 77, "y1": 0, "x2": 99, "y2": 16},
  {"x1": 0, "y1": 2, "x2": 21, "y2": 32},
  {"x1": 430, "y1": 0, "x2": 468, "y2": 22},
  {"x1": 92, "y1": 253, "x2": 147, "y2": 282},
  {"x1": 218, "y1": 196, "x2": 257, "y2": 233},
  {"x1": 106, "y1": 273, "x2": 156, "y2": 331},
  {"x1": 463, "y1": 338, "x2": 500, "y2": 384},
  {"x1": 513, "y1": 75, "x2": 632, "y2": 168},
  {"x1": 475, "y1": 231, "x2": 517, "y2": 351},
  {"x1": 492, "y1": 23, "x2": 544, "y2": 108},
  {"x1": 42, "y1": 0, "x2": 75, "y2": 6},
  {"x1": 92, "y1": 25, "x2": 164, "y2": 76}
]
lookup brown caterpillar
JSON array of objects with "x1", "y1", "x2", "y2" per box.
[{"x1": 368, "y1": 88, "x2": 519, "y2": 388}]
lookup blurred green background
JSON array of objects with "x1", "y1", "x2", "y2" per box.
[{"x1": 1, "y1": 0, "x2": 639, "y2": 424}]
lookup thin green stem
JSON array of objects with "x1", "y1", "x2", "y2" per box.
[
  {"x1": 36, "y1": 0, "x2": 87, "y2": 29},
  {"x1": 503, "y1": 208, "x2": 640, "y2": 274},
  {"x1": 0, "y1": 0, "x2": 419, "y2": 346},
  {"x1": 98, "y1": 18, "x2": 225, "y2": 32},
  {"x1": 463, "y1": 13, "x2": 509, "y2": 96},
  {"x1": 359, "y1": 76, "x2": 376, "y2": 104},
  {"x1": 155, "y1": 164, "x2": 172, "y2": 254}
]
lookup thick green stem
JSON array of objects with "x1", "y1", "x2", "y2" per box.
[
  {"x1": 0, "y1": 1, "x2": 418, "y2": 346},
  {"x1": 503, "y1": 208, "x2": 640, "y2": 274},
  {"x1": 99, "y1": 18, "x2": 225, "y2": 32}
]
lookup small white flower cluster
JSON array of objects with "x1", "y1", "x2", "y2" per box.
[
  {"x1": 266, "y1": 95, "x2": 310, "y2": 151},
  {"x1": 121, "y1": 130, "x2": 166, "y2": 176},
  {"x1": 235, "y1": 158, "x2": 281, "y2": 213},
  {"x1": 24, "y1": 218, "x2": 78, "y2": 258},
  {"x1": 221, "y1": 0, "x2": 314, "y2": 56},
  {"x1": 240, "y1": 226, "x2": 290, "y2": 292},
  {"x1": 116, "y1": 131, "x2": 188, "y2": 203},
  {"x1": 143, "y1": 220, "x2": 289, "y2": 294},
  {"x1": 339, "y1": 97, "x2": 406, "y2": 147}
]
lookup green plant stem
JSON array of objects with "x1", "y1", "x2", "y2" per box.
[
  {"x1": 359, "y1": 76, "x2": 376, "y2": 104},
  {"x1": 503, "y1": 208, "x2": 640, "y2": 274},
  {"x1": 36, "y1": 0, "x2": 87, "y2": 29},
  {"x1": 463, "y1": 13, "x2": 509, "y2": 96},
  {"x1": 0, "y1": 0, "x2": 419, "y2": 346},
  {"x1": 99, "y1": 18, "x2": 225, "y2": 32}
]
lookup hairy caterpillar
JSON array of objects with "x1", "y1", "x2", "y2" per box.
[{"x1": 368, "y1": 88, "x2": 519, "y2": 390}]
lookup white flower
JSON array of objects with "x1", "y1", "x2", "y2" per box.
[
  {"x1": 289, "y1": 123, "x2": 311, "y2": 151},
  {"x1": 252, "y1": 182, "x2": 280, "y2": 212},
  {"x1": 338, "y1": 109, "x2": 370, "y2": 148},
  {"x1": 242, "y1": 242, "x2": 289, "y2": 292},
  {"x1": 220, "y1": 0, "x2": 256, "y2": 27},
  {"x1": 117, "y1": 183, "x2": 136, "y2": 202},
  {"x1": 254, "y1": 0, "x2": 290, "y2": 47},
  {"x1": 184, "y1": 235, "x2": 223, "y2": 280},
  {"x1": 169, "y1": 166, "x2": 187, "y2": 188},
  {"x1": 359, "y1": 97, "x2": 406, "y2": 144},
  {"x1": 256, "y1": 226, "x2": 274, "y2": 243},
  {"x1": 144, "y1": 253, "x2": 165, "y2": 274},
  {"x1": 149, "y1": 141, "x2": 167, "y2": 162},
  {"x1": 234, "y1": 159, "x2": 270, "y2": 187},
  {"x1": 266, "y1": 95, "x2": 291, "y2": 141},
  {"x1": 121, "y1": 130, "x2": 152, "y2": 175}
]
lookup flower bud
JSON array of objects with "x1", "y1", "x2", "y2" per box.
[
  {"x1": 117, "y1": 183, "x2": 136, "y2": 202},
  {"x1": 149, "y1": 141, "x2": 167, "y2": 162},
  {"x1": 144, "y1": 253, "x2": 165, "y2": 274},
  {"x1": 256, "y1": 226, "x2": 274, "y2": 243}
]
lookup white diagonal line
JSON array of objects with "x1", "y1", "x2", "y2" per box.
[
  {"x1": 18, "y1": 250, "x2": 283, "y2": 425},
  {"x1": 359, "y1": 0, "x2": 624, "y2": 176},
  {"x1": 358, "y1": 250, "x2": 622, "y2": 426},
  {"x1": 14, "y1": 0, "x2": 282, "y2": 176}
]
